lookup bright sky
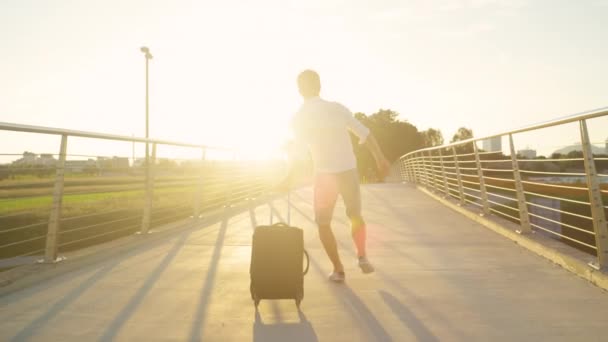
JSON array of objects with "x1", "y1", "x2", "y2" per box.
[{"x1": 2, "y1": 0, "x2": 608, "y2": 161}]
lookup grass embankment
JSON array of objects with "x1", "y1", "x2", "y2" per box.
[{"x1": 0, "y1": 173, "x2": 259, "y2": 260}]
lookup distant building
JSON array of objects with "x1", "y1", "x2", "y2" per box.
[
  {"x1": 97, "y1": 157, "x2": 112, "y2": 169},
  {"x1": 97, "y1": 156, "x2": 130, "y2": 170},
  {"x1": 518, "y1": 149, "x2": 537, "y2": 159},
  {"x1": 482, "y1": 136, "x2": 502, "y2": 152},
  {"x1": 13, "y1": 152, "x2": 37, "y2": 165},
  {"x1": 12, "y1": 152, "x2": 57, "y2": 166},
  {"x1": 133, "y1": 158, "x2": 146, "y2": 167},
  {"x1": 39, "y1": 154, "x2": 56, "y2": 166},
  {"x1": 65, "y1": 159, "x2": 96, "y2": 173},
  {"x1": 112, "y1": 157, "x2": 129, "y2": 169}
]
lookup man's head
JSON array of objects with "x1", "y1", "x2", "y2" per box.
[{"x1": 297, "y1": 69, "x2": 321, "y2": 99}]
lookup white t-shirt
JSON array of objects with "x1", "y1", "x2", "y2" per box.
[{"x1": 291, "y1": 96, "x2": 370, "y2": 174}]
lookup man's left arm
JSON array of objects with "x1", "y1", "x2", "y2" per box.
[
  {"x1": 343, "y1": 106, "x2": 391, "y2": 180},
  {"x1": 363, "y1": 134, "x2": 391, "y2": 180}
]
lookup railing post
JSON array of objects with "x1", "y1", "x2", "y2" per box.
[
  {"x1": 140, "y1": 142, "x2": 156, "y2": 234},
  {"x1": 404, "y1": 158, "x2": 410, "y2": 182},
  {"x1": 427, "y1": 150, "x2": 438, "y2": 191},
  {"x1": 410, "y1": 153, "x2": 421, "y2": 184},
  {"x1": 509, "y1": 134, "x2": 531, "y2": 234},
  {"x1": 580, "y1": 119, "x2": 608, "y2": 270},
  {"x1": 452, "y1": 146, "x2": 466, "y2": 205},
  {"x1": 438, "y1": 148, "x2": 449, "y2": 197},
  {"x1": 422, "y1": 151, "x2": 428, "y2": 187},
  {"x1": 410, "y1": 154, "x2": 418, "y2": 184},
  {"x1": 43, "y1": 134, "x2": 68, "y2": 263},
  {"x1": 193, "y1": 147, "x2": 206, "y2": 219},
  {"x1": 473, "y1": 142, "x2": 490, "y2": 215},
  {"x1": 412, "y1": 153, "x2": 418, "y2": 184},
  {"x1": 422, "y1": 152, "x2": 431, "y2": 188},
  {"x1": 414, "y1": 152, "x2": 424, "y2": 185},
  {"x1": 408, "y1": 157, "x2": 415, "y2": 183}
]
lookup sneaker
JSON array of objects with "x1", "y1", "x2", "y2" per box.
[
  {"x1": 358, "y1": 256, "x2": 375, "y2": 274},
  {"x1": 328, "y1": 271, "x2": 345, "y2": 283}
]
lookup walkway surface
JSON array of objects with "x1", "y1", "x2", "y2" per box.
[{"x1": 1, "y1": 184, "x2": 607, "y2": 341}]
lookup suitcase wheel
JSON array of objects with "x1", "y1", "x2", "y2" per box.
[
  {"x1": 295, "y1": 291, "x2": 303, "y2": 308},
  {"x1": 252, "y1": 289, "x2": 261, "y2": 307}
]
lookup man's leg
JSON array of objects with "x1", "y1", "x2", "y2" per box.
[
  {"x1": 314, "y1": 174, "x2": 343, "y2": 273},
  {"x1": 338, "y1": 170, "x2": 366, "y2": 257},
  {"x1": 339, "y1": 170, "x2": 374, "y2": 273},
  {"x1": 350, "y1": 216, "x2": 367, "y2": 258},
  {"x1": 318, "y1": 224, "x2": 343, "y2": 272}
]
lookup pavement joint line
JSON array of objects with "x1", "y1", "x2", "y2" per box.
[{"x1": 416, "y1": 184, "x2": 608, "y2": 292}]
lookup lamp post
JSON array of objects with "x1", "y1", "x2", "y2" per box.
[
  {"x1": 140, "y1": 46, "x2": 153, "y2": 233},
  {"x1": 140, "y1": 46, "x2": 153, "y2": 141}
]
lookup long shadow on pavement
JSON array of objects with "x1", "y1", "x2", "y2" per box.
[
  {"x1": 379, "y1": 290, "x2": 440, "y2": 342},
  {"x1": 253, "y1": 309, "x2": 318, "y2": 342},
  {"x1": 187, "y1": 213, "x2": 231, "y2": 341},
  {"x1": 343, "y1": 188, "x2": 470, "y2": 339},
  {"x1": 99, "y1": 231, "x2": 192, "y2": 341},
  {"x1": 308, "y1": 253, "x2": 393, "y2": 341},
  {"x1": 9, "y1": 259, "x2": 123, "y2": 342},
  {"x1": 0, "y1": 217, "x2": 221, "y2": 307}
]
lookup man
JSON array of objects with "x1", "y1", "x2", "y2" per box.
[{"x1": 285, "y1": 69, "x2": 390, "y2": 283}]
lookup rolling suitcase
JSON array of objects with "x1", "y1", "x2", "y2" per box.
[{"x1": 250, "y1": 191, "x2": 310, "y2": 308}]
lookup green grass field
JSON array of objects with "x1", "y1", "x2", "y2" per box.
[
  {"x1": 0, "y1": 171, "x2": 272, "y2": 261},
  {"x1": 0, "y1": 186, "x2": 200, "y2": 216}
]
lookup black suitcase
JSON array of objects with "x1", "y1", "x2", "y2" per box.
[{"x1": 250, "y1": 193, "x2": 310, "y2": 308}]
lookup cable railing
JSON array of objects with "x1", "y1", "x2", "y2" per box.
[
  {"x1": 0, "y1": 121, "x2": 284, "y2": 265},
  {"x1": 400, "y1": 106, "x2": 608, "y2": 271}
]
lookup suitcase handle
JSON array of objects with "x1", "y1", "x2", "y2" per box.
[
  {"x1": 269, "y1": 189, "x2": 291, "y2": 225},
  {"x1": 303, "y1": 249, "x2": 310, "y2": 276}
]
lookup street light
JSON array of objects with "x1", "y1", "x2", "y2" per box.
[
  {"x1": 139, "y1": 46, "x2": 153, "y2": 169},
  {"x1": 140, "y1": 46, "x2": 153, "y2": 233},
  {"x1": 140, "y1": 46, "x2": 153, "y2": 140}
]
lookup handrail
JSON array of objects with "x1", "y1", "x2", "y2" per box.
[
  {"x1": 0, "y1": 121, "x2": 230, "y2": 151},
  {"x1": 400, "y1": 106, "x2": 608, "y2": 271},
  {"x1": 400, "y1": 106, "x2": 608, "y2": 157}
]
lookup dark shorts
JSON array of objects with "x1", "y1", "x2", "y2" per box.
[{"x1": 314, "y1": 169, "x2": 362, "y2": 226}]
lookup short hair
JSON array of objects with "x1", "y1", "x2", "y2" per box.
[{"x1": 297, "y1": 70, "x2": 321, "y2": 97}]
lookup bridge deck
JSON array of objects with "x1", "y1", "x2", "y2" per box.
[{"x1": 1, "y1": 184, "x2": 607, "y2": 341}]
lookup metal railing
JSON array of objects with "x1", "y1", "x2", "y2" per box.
[
  {"x1": 0, "y1": 122, "x2": 283, "y2": 265},
  {"x1": 399, "y1": 107, "x2": 608, "y2": 271}
]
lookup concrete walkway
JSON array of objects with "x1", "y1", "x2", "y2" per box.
[{"x1": 1, "y1": 184, "x2": 607, "y2": 341}]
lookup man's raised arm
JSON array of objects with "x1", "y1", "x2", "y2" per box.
[{"x1": 364, "y1": 134, "x2": 391, "y2": 180}]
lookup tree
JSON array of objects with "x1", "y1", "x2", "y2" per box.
[
  {"x1": 450, "y1": 127, "x2": 474, "y2": 154},
  {"x1": 450, "y1": 127, "x2": 473, "y2": 143},
  {"x1": 420, "y1": 128, "x2": 444, "y2": 148},
  {"x1": 352, "y1": 109, "x2": 422, "y2": 182}
]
